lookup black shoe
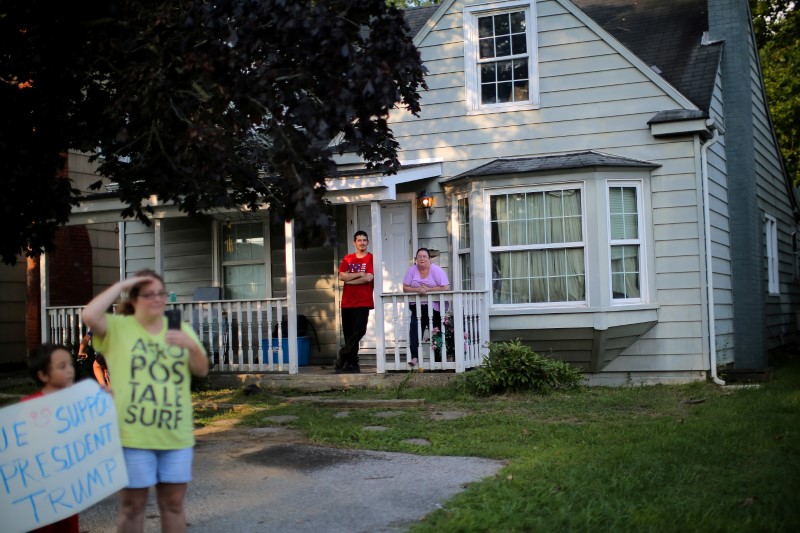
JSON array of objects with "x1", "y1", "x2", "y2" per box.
[{"x1": 338, "y1": 364, "x2": 360, "y2": 374}]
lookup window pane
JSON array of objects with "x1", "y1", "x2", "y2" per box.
[
  {"x1": 513, "y1": 81, "x2": 529, "y2": 101},
  {"x1": 222, "y1": 222, "x2": 265, "y2": 262},
  {"x1": 492, "y1": 249, "x2": 585, "y2": 304},
  {"x1": 498, "y1": 79, "x2": 512, "y2": 102},
  {"x1": 224, "y1": 265, "x2": 266, "y2": 299},
  {"x1": 495, "y1": 35, "x2": 511, "y2": 57},
  {"x1": 513, "y1": 59, "x2": 527, "y2": 79},
  {"x1": 481, "y1": 63, "x2": 497, "y2": 82},
  {"x1": 460, "y1": 253, "x2": 472, "y2": 290},
  {"x1": 478, "y1": 16, "x2": 494, "y2": 38},
  {"x1": 491, "y1": 190, "x2": 582, "y2": 246},
  {"x1": 611, "y1": 245, "x2": 640, "y2": 299},
  {"x1": 481, "y1": 83, "x2": 496, "y2": 104},
  {"x1": 457, "y1": 197, "x2": 470, "y2": 249},
  {"x1": 492, "y1": 253, "x2": 511, "y2": 303},
  {"x1": 494, "y1": 14, "x2": 510, "y2": 35},
  {"x1": 511, "y1": 34, "x2": 527, "y2": 55},
  {"x1": 609, "y1": 187, "x2": 638, "y2": 240},
  {"x1": 497, "y1": 60, "x2": 513, "y2": 81},
  {"x1": 479, "y1": 38, "x2": 495, "y2": 59},
  {"x1": 510, "y1": 11, "x2": 526, "y2": 32}
]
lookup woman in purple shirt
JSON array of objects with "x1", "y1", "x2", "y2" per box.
[{"x1": 402, "y1": 248, "x2": 450, "y2": 366}]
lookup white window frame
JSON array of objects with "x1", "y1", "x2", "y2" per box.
[
  {"x1": 607, "y1": 181, "x2": 644, "y2": 304},
  {"x1": 219, "y1": 219, "x2": 271, "y2": 300},
  {"x1": 765, "y1": 213, "x2": 779, "y2": 295},
  {"x1": 453, "y1": 194, "x2": 472, "y2": 290},
  {"x1": 486, "y1": 184, "x2": 587, "y2": 308},
  {"x1": 464, "y1": 0, "x2": 540, "y2": 114}
]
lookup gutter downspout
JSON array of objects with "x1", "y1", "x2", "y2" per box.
[{"x1": 701, "y1": 120, "x2": 726, "y2": 385}]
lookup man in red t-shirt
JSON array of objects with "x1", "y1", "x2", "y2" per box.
[{"x1": 337, "y1": 230, "x2": 374, "y2": 373}]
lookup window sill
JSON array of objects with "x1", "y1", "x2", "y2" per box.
[
  {"x1": 467, "y1": 101, "x2": 540, "y2": 116},
  {"x1": 489, "y1": 304, "x2": 659, "y2": 329}
]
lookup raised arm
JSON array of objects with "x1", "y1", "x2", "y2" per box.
[{"x1": 82, "y1": 275, "x2": 152, "y2": 337}]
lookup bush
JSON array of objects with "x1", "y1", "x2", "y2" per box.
[{"x1": 459, "y1": 340, "x2": 583, "y2": 395}]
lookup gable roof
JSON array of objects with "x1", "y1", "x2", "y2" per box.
[
  {"x1": 403, "y1": 5, "x2": 440, "y2": 37},
  {"x1": 571, "y1": 0, "x2": 722, "y2": 112},
  {"x1": 406, "y1": 0, "x2": 722, "y2": 112},
  {"x1": 445, "y1": 150, "x2": 660, "y2": 183}
]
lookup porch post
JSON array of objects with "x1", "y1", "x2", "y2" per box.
[
  {"x1": 454, "y1": 293, "x2": 465, "y2": 373},
  {"x1": 371, "y1": 200, "x2": 386, "y2": 373},
  {"x1": 118, "y1": 222, "x2": 126, "y2": 279},
  {"x1": 285, "y1": 219, "x2": 298, "y2": 374},
  {"x1": 154, "y1": 219, "x2": 163, "y2": 275},
  {"x1": 39, "y1": 254, "x2": 49, "y2": 343}
]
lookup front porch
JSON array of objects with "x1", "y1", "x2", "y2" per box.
[{"x1": 45, "y1": 291, "x2": 489, "y2": 374}]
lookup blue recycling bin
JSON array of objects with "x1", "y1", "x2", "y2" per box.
[{"x1": 262, "y1": 336, "x2": 310, "y2": 366}]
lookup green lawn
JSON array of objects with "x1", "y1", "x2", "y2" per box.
[
  {"x1": 202, "y1": 354, "x2": 800, "y2": 532},
  {"x1": 4, "y1": 355, "x2": 797, "y2": 531}
]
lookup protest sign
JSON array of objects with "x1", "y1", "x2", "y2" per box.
[{"x1": 0, "y1": 379, "x2": 128, "y2": 532}]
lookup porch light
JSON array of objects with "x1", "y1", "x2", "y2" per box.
[{"x1": 417, "y1": 192, "x2": 436, "y2": 220}]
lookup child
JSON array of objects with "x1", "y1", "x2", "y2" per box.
[
  {"x1": 78, "y1": 329, "x2": 110, "y2": 387},
  {"x1": 22, "y1": 343, "x2": 80, "y2": 533}
]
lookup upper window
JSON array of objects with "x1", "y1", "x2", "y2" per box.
[
  {"x1": 608, "y1": 184, "x2": 642, "y2": 302},
  {"x1": 489, "y1": 187, "x2": 586, "y2": 305},
  {"x1": 464, "y1": 1, "x2": 539, "y2": 113},
  {"x1": 765, "y1": 214, "x2": 779, "y2": 294}
]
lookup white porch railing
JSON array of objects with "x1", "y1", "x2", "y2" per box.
[
  {"x1": 45, "y1": 298, "x2": 295, "y2": 373},
  {"x1": 379, "y1": 290, "x2": 489, "y2": 372}
]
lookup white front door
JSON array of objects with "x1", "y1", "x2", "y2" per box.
[{"x1": 356, "y1": 202, "x2": 412, "y2": 350}]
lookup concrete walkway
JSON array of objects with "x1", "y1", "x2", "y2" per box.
[{"x1": 78, "y1": 420, "x2": 505, "y2": 532}]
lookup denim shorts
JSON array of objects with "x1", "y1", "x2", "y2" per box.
[{"x1": 123, "y1": 447, "x2": 193, "y2": 488}]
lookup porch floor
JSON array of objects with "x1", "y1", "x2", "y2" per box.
[{"x1": 209, "y1": 364, "x2": 459, "y2": 392}]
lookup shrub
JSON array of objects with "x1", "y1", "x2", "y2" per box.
[{"x1": 459, "y1": 339, "x2": 583, "y2": 395}]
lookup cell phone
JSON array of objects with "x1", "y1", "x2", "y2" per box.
[{"x1": 165, "y1": 309, "x2": 181, "y2": 330}]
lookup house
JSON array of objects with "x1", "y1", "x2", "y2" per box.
[{"x1": 43, "y1": 0, "x2": 798, "y2": 384}]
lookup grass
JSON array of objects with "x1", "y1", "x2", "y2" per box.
[
  {"x1": 205, "y1": 354, "x2": 800, "y2": 532},
  {"x1": 3, "y1": 356, "x2": 798, "y2": 530}
]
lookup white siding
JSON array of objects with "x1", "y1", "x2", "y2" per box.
[
  {"x1": 87, "y1": 223, "x2": 120, "y2": 295},
  {"x1": 124, "y1": 221, "x2": 155, "y2": 275},
  {"x1": 388, "y1": 0, "x2": 710, "y2": 374},
  {"x1": 162, "y1": 217, "x2": 214, "y2": 299},
  {"x1": 747, "y1": 29, "x2": 800, "y2": 349}
]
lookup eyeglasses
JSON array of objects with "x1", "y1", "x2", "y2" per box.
[{"x1": 139, "y1": 291, "x2": 168, "y2": 301}]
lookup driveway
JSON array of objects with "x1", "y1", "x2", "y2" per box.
[{"x1": 78, "y1": 420, "x2": 505, "y2": 532}]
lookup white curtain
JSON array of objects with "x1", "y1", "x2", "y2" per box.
[{"x1": 491, "y1": 190, "x2": 584, "y2": 303}]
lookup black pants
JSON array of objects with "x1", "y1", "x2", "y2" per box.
[
  {"x1": 409, "y1": 304, "x2": 441, "y2": 359},
  {"x1": 339, "y1": 307, "x2": 370, "y2": 367}
]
